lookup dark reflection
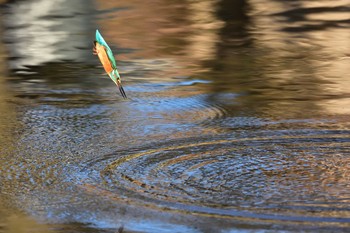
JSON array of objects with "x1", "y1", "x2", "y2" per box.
[
  {"x1": 273, "y1": 5, "x2": 350, "y2": 32},
  {"x1": 206, "y1": 0, "x2": 255, "y2": 104},
  {"x1": 0, "y1": 0, "x2": 350, "y2": 232},
  {"x1": 216, "y1": 0, "x2": 251, "y2": 47}
]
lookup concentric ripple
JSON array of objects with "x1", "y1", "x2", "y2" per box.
[{"x1": 82, "y1": 130, "x2": 350, "y2": 226}]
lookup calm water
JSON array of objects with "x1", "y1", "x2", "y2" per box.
[{"x1": 0, "y1": 0, "x2": 349, "y2": 232}]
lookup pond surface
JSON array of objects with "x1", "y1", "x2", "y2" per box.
[{"x1": 0, "y1": 0, "x2": 349, "y2": 232}]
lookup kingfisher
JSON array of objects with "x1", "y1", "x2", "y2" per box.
[{"x1": 93, "y1": 30, "x2": 127, "y2": 99}]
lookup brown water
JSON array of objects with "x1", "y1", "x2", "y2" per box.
[{"x1": 0, "y1": 0, "x2": 349, "y2": 232}]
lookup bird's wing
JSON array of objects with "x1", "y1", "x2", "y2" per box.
[{"x1": 104, "y1": 46, "x2": 117, "y2": 70}]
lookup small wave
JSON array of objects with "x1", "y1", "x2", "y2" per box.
[{"x1": 81, "y1": 130, "x2": 350, "y2": 228}]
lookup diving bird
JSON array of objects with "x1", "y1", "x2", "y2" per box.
[{"x1": 93, "y1": 30, "x2": 127, "y2": 99}]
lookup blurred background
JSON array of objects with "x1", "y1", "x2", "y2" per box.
[{"x1": 0, "y1": 0, "x2": 349, "y2": 232}]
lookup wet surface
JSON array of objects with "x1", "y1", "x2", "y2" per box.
[{"x1": 0, "y1": 0, "x2": 349, "y2": 232}]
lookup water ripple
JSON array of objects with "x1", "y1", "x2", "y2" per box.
[{"x1": 81, "y1": 130, "x2": 350, "y2": 227}]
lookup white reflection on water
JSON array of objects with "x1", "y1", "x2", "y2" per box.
[{"x1": 3, "y1": 0, "x2": 94, "y2": 70}]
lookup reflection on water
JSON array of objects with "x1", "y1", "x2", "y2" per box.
[
  {"x1": 2, "y1": 0, "x2": 95, "y2": 71},
  {"x1": 0, "y1": 0, "x2": 350, "y2": 232}
]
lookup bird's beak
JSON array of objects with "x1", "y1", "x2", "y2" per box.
[{"x1": 116, "y1": 79, "x2": 127, "y2": 99}]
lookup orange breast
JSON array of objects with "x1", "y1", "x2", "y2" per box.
[{"x1": 96, "y1": 43, "x2": 113, "y2": 74}]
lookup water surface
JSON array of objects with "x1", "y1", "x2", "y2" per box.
[{"x1": 0, "y1": 0, "x2": 349, "y2": 232}]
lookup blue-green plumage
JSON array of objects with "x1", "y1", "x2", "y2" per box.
[{"x1": 95, "y1": 30, "x2": 117, "y2": 69}]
